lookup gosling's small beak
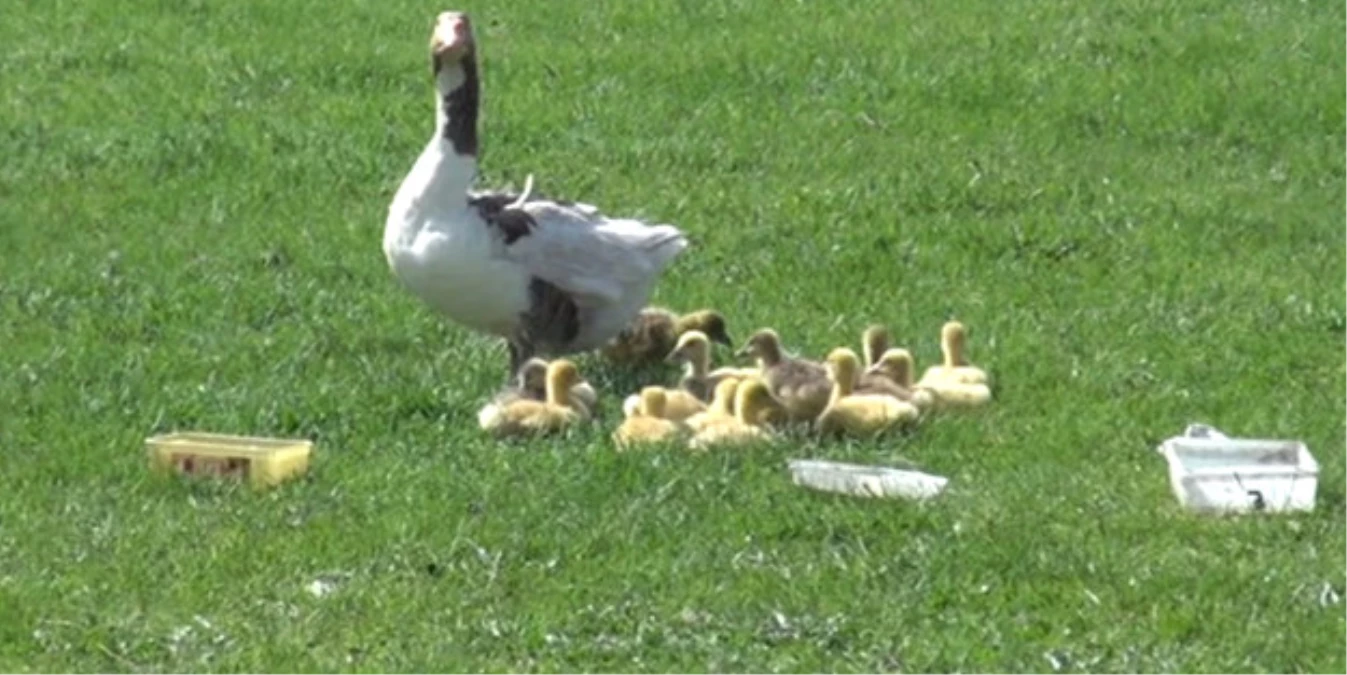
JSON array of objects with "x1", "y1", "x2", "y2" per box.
[
  {"x1": 664, "y1": 350, "x2": 682, "y2": 364},
  {"x1": 734, "y1": 344, "x2": 752, "y2": 358},
  {"x1": 713, "y1": 332, "x2": 734, "y2": 349}
]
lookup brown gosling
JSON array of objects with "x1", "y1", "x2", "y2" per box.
[
  {"x1": 601, "y1": 308, "x2": 734, "y2": 367},
  {"x1": 735, "y1": 328, "x2": 831, "y2": 423}
]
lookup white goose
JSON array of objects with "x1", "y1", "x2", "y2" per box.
[{"x1": 383, "y1": 11, "x2": 689, "y2": 380}]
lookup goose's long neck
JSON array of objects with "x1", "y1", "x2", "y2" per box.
[
  {"x1": 409, "y1": 56, "x2": 481, "y2": 206},
  {"x1": 437, "y1": 54, "x2": 479, "y2": 157}
]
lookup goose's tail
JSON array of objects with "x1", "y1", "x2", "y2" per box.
[{"x1": 638, "y1": 224, "x2": 689, "y2": 270}]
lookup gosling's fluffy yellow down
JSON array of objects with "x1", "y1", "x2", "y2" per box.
[
  {"x1": 917, "y1": 320, "x2": 989, "y2": 387},
  {"x1": 913, "y1": 322, "x2": 992, "y2": 409},
  {"x1": 860, "y1": 324, "x2": 892, "y2": 369},
  {"x1": 613, "y1": 387, "x2": 690, "y2": 448},
  {"x1": 621, "y1": 386, "x2": 707, "y2": 422},
  {"x1": 816, "y1": 348, "x2": 919, "y2": 437},
  {"x1": 921, "y1": 379, "x2": 992, "y2": 409},
  {"x1": 496, "y1": 357, "x2": 596, "y2": 408},
  {"x1": 479, "y1": 360, "x2": 589, "y2": 438},
  {"x1": 688, "y1": 377, "x2": 776, "y2": 449},
  {"x1": 684, "y1": 376, "x2": 742, "y2": 433}
]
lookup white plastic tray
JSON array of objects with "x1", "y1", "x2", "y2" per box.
[
  {"x1": 1157, "y1": 429, "x2": 1318, "y2": 514},
  {"x1": 787, "y1": 460, "x2": 948, "y2": 500}
]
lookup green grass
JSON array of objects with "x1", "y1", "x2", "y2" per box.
[{"x1": 2, "y1": 0, "x2": 1344, "y2": 671}]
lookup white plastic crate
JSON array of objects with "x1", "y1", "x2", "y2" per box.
[{"x1": 1157, "y1": 428, "x2": 1318, "y2": 514}]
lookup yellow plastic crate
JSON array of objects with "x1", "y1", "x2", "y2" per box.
[{"x1": 146, "y1": 432, "x2": 313, "y2": 488}]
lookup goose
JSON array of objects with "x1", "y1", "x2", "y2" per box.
[{"x1": 383, "y1": 12, "x2": 689, "y2": 382}]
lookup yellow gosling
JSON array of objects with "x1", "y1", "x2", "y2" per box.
[
  {"x1": 518, "y1": 357, "x2": 598, "y2": 411},
  {"x1": 816, "y1": 348, "x2": 919, "y2": 438},
  {"x1": 688, "y1": 377, "x2": 776, "y2": 450},
  {"x1": 479, "y1": 357, "x2": 597, "y2": 427},
  {"x1": 917, "y1": 320, "x2": 989, "y2": 387},
  {"x1": 919, "y1": 379, "x2": 992, "y2": 410},
  {"x1": 612, "y1": 388, "x2": 691, "y2": 449},
  {"x1": 621, "y1": 386, "x2": 707, "y2": 422},
  {"x1": 861, "y1": 324, "x2": 892, "y2": 369},
  {"x1": 480, "y1": 360, "x2": 588, "y2": 438},
  {"x1": 684, "y1": 376, "x2": 742, "y2": 433}
]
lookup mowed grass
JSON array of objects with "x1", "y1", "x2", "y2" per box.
[{"x1": 1, "y1": 0, "x2": 1344, "y2": 671}]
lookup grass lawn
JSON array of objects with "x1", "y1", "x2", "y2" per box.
[{"x1": 2, "y1": 0, "x2": 1344, "y2": 671}]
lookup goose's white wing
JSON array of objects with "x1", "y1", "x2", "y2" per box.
[{"x1": 500, "y1": 199, "x2": 688, "y2": 307}]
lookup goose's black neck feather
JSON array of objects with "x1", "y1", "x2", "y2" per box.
[{"x1": 441, "y1": 53, "x2": 480, "y2": 156}]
